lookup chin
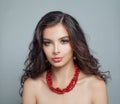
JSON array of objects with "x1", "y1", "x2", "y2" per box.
[{"x1": 51, "y1": 62, "x2": 65, "y2": 68}]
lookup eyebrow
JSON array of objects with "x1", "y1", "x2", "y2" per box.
[{"x1": 43, "y1": 36, "x2": 69, "y2": 41}]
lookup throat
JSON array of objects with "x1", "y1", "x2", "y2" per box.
[
  {"x1": 51, "y1": 64, "x2": 75, "y2": 82},
  {"x1": 46, "y1": 65, "x2": 80, "y2": 94}
]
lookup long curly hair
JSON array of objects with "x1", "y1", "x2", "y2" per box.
[{"x1": 20, "y1": 11, "x2": 110, "y2": 96}]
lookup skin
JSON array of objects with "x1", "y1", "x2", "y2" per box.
[{"x1": 22, "y1": 24, "x2": 108, "y2": 104}]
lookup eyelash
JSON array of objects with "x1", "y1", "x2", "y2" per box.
[
  {"x1": 43, "y1": 39, "x2": 69, "y2": 46},
  {"x1": 61, "y1": 39, "x2": 69, "y2": 44},
  {"x1": 43, "y1": 41, "x2": 51, "y2": 46}
]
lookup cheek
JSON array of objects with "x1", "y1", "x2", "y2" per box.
[
  {"x1": 61, "y1": 45, "x2": 73, "y2": 54},
  {"x1": 43, "y1": 47, "x2": 51, "y2": 57},
  {"x1": 43, "y1": 47, "x2": 47, "y2": 55}
]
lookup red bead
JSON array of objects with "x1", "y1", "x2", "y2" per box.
[{"x1": 46, "y1": 66, "x2": 80, "y2": 94}]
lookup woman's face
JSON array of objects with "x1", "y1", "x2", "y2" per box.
[{"x1": 43, "y1": 23, "x2": 74, "y2": 68}]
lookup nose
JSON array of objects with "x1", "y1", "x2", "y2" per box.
[{"x1": 53, "y1": 43, "x2": 60, "y2": 55}]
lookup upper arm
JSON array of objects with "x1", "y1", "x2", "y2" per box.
[
  {"x1": 22, "y1": 78, "x2": 36, "y2": 104},
  {"x1": 92, "y1": 80, "x2": 108, "y2": 104}
]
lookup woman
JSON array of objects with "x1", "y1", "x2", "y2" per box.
[{"x1": 20, "y1": 11, "x2": 109, "y2": 104}]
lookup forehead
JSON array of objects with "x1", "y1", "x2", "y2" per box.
[{"x1": 43, "y1": 24, "x2": 69, "y2": 40}]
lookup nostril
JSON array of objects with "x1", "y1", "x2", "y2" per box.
[{"x1": 53, "y1": 48, "x2": 60, "y2": 55}]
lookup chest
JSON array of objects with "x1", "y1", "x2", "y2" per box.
[{"x1": 36, "y1": 84, "x2": 92, "y2": 104}]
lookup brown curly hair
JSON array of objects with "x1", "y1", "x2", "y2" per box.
[{"x1": 20, "y1": 11, "x2": 110, "y2": 96}]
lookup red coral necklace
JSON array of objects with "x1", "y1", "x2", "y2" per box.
[{"x1": 46, "y1": 66, "x2": 80, "y2": 94}]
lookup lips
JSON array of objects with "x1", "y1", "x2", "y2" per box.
[{"x1": 52, "y1": 57, "x2": 62, "y2": 62}]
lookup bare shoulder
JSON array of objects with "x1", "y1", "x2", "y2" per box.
[
  {"x1": 22, "y1": 78, "x2": 37, "y2": 104},
  {"x1": 22, "y1": 73, "x2": 47, "y2": 104},
  {"x1": 78, "y1": 71, "x2": 106, "y2": 89},
  {"x1": 23, "y1": 76, "x2": 45, "y2": 94},
  {"x1": 87, "y1": 76, "x2": 106, "y2": 89},
  {"x1": 23, "y1": 78, "x2": 37, "y2": 93},
  {"x1": 86, "y1": 76, "x2": 108, "y2": 104},
  {"x1": 24, "y1": 77, "x2": 35, "y2": 85},
  {"x1": 80, "y1": 75, "x2": 107, "y2": 94},
  {"x1": 77, "y1": 72, "x2": 108, "y2": 104},
  {"x1": 24, "y1": 72, "x2": 47, "y2": 89}
]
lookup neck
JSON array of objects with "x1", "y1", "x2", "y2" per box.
[
  {"x1": 46, "y1": 63, "x2": 80, "y2": 94},
  {"x1": 51, "y1": 63, "x2": 75, "y2": 87}
]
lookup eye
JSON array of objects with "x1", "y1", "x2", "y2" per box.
[
  {"x1": 43, "y1": 41, "x2": 51, "y2": 46},
  {"x1": 61, "y1": 39, "x2": 69, "y2": 44}
]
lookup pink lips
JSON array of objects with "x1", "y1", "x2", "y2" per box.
[{"x1": 52, "y1": 57, "x2": 62, "y2": 62}]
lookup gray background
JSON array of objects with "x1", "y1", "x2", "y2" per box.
[{"x1": 0, "y1": 0, "x2": 120, "y2": 104}]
